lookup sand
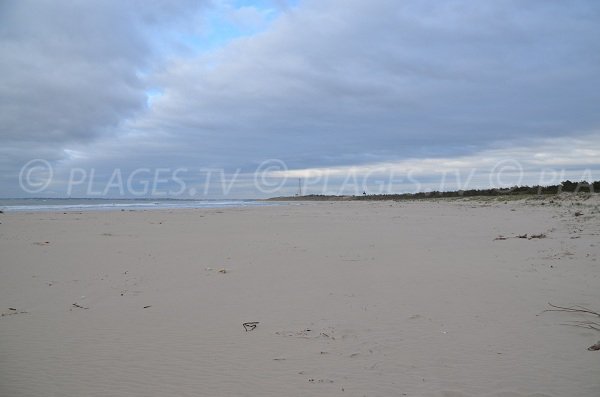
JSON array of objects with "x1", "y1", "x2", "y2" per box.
[{"x1": 0, "y1": 197, "x2": 599, "y2": 396}]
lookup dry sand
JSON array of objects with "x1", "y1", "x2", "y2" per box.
[{"x1": 1, "y1": 196, "x2": 599, "y2": 396}]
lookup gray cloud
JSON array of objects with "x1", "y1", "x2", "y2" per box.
[
  {"x1": 1, "y1": 0, "x2": 599, "y2": 196},
  {"x1": 0, "y1": 0, "x2": 211, "y2": 194},
  {"x1": 0, "y1": 0, "x2": 208, "y2": 152},
  {"x1": 133, "y1": 0, "x2": 600, "y2": 169}
]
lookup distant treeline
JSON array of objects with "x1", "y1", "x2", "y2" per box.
[{"x1": 268, "y1": 180, "x2": 600, "y2": 201}]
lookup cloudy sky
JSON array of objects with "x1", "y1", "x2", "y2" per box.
[{"x1": 1, "y1": 0, "x2": 599, "y2": 198}]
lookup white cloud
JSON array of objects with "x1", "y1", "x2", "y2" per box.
[{"x1": 269, "y1": 133, "x2": 600, "y2": 193}]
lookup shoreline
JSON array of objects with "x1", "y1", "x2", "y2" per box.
[{"x1": 0, "y1": 199, "x2": 282, "y2": 214}]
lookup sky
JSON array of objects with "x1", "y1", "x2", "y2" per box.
[{"x1": 1, "y1": 0, "x2": 599, "y2": 198}]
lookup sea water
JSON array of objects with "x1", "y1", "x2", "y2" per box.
[{"x1": 0, "y1": 198, "x2": 279, "y2": 212}]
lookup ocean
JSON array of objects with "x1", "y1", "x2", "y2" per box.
[{"x1": 0, "y1": 198, "x2": 278, "y2": 212}]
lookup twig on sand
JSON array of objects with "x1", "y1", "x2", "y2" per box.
[
  {"x1": 544, "y1": 303, "x2": 600, "y2": 350},
  {"x1": 72, "y1": 303, "x2": 88, "y2": 310},
  {"x1": 243, "y1": 322, "x2": 259, "y2": 332},
  {"x1": 562, "y1": 321, "x2": 600, "y2": 332},
  {"x1": 543, "y1": 303, "x2": 600, "y2": 317}
]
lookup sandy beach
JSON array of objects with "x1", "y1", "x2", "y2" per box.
[{"x1": 1, "y1": 197, "x2": 599, "y2": 397}]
